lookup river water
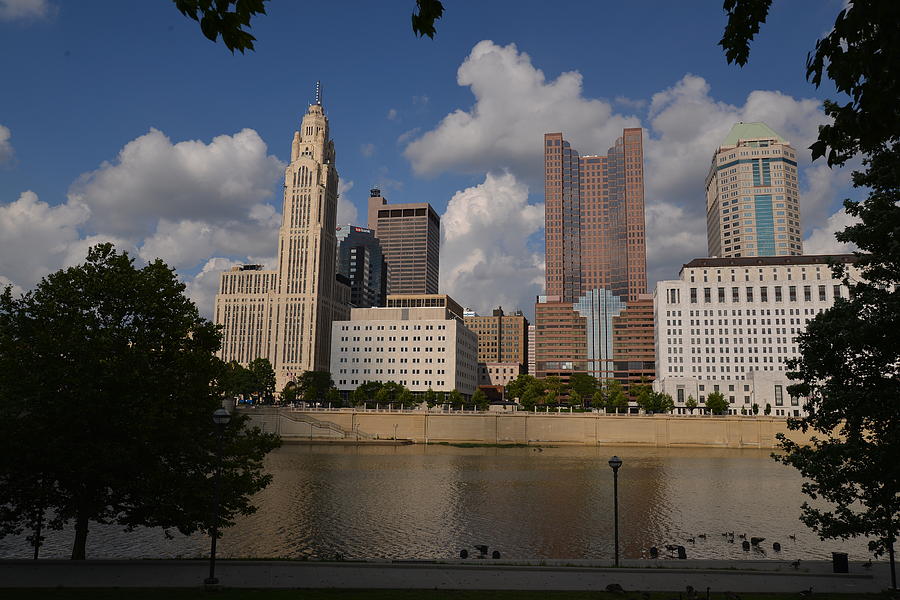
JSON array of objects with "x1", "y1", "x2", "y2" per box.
[{"x1": 0, "y1": 444, "x2": 869, "y2": 561}]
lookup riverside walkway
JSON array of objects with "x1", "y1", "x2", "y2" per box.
[{"x1": 0, "y1": 559, "x2": 891, "y2": 594}]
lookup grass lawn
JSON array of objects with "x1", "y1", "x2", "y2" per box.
[{"x1": 1, "y1": 590, "x2": 895, "y2": 600}]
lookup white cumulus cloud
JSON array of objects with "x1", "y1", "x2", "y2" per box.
[
  {"x1": 440, "y1": 172, "x2": 544, "y2": 315},
  {"x1": 404, "y1": 40, "x2": 639, "y2": 180},
  {"x1": 337, "y1": 179, "x2": 359, "y2": 226},
  {"x1": 0, "y1": 191, "x2": 90, "y2": 290},
  {"x1": 0, "y1": 0, "x2": 54, "y2": 20},
  {"x1": 0, "y1": 124, "x2": 13, "y2": 164},
  {"x1": 803, "y1": 208, "x2": 857, "y2": 255}
]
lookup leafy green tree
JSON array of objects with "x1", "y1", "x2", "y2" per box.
[
  {"x1": 247, "y1": 357, "x2": 276, "y2": 401},
  {"x1": 219, "y1": 360, "x2": 254, "y2": 400},
  {"x1": 471, "y1": 388, "x2": 488, "y2": 411},
  {"x1": 740, "y1": 407, "x2": 747, "y2": 416},
  {"x1": 751, "y1": 402, "x2": 759, "y2": 416},
  {"x1": 448, "y1": 389, "x2": 464, "y2": 409},
  {"x1": 174, "y1": 0, "x2": 445, "y2": 51},
  {"x1": 0, "y1": 244, "x2": 280, "y2": 560},
  {"x1": 685, "y1": 395, "x2": 698, "y2": 414},
  {"x1": 296, "y1": 370, "x2": 334, "y2": 404},
  {"x1": 568, "y1": 390, "x2": 583, "y2": 409},
  {"x1": 568, "y1": 372, "x2": 597, "y2": 399},
  {"x1": 604, "y1": 380, "x2": 629, "y2": 413},
  {"x1": 506, "y1": 374, "x2": 540, "y2": 402},
  {"x1": 325, "y1": 387, "x2": 342, "y2": 408},
  {"x1": 397, "y1": 388, "x2": 416, "y2": 409},
  {"x1": 764, "y1": 403, "x2": 772, "y2": 416},
  {"x1": 705, "y1": 391, "x2": 728, "y2": 416},
  {"x1": 519, "y1": 388, "x2": 537, "y2": 411},
  {"x1": 351, "y1": 381, "x2": 382, "y2": 407},
  {"x1": 280, "y1": 381, "x2": 300, "y2": 404},
  {"x1": 590, "y1": 390, "x2": 603, "y2": 410},
  {"x1": 422, "y1": 387, "x2": 438, "y2": 408}
]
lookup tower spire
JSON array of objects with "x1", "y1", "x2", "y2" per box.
[{"x1": 315, "y1": 80, "x2": 322, "y2": 106}]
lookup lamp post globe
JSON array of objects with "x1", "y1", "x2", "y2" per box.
[
  {"x1": 213, "y1": 408, "x2": 231, "y2": 426},
  {"x1": 608, "y1": 456, "x2": 623, "y2": 567}
]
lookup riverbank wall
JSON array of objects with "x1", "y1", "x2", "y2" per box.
[{"x1": 243, "y1": 409, "x2": 814, "y2": 449}]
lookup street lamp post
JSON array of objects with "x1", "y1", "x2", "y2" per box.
[
  {"x1": 205, "y1": 407, "x2": 231, "y2": 585},
  {"x1": 608, "y1": 455, "x2": 623, "y2": 567}
]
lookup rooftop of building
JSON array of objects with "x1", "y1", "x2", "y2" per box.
[
  {"x1": 721, "y1": 122, "x2": 787, "y2": 146},
  {"x1": 681, "y1": 254, "x2": 857, "y2": 271}
]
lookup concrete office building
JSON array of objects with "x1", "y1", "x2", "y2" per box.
[
  {"x1": 653, "y1": 255, "x2": 858, "y2": 416},
  {"x1": 336, "y1": 225, "x2": 388, "y2": 308},
  {"x1": 215, "y1": 86, "x2": 348, "y2": 389},
  {"x1": 706, "y1": 122, "x2": 803, "y2": 258},
  {"x1": 543, "y1": 128, "x2": 647, "y2": 303},
  {"x1": 464, "y1": 307, "x2": 529, "y2": 367},
  {"x1": 330, "y1": 294, "x2": 478, "y2": 396},
  {"x1": 527, "y1": 324, "x2": 536, "y2": 375},
  {"x1": 367, "y1": 189, "x2": 440, "y2": 295},
  {"x1": 612, "y1": 295, "x2": 655, "y2": 388}
]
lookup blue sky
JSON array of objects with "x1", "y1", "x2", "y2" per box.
[{"x1": 0, "y1": 0, "x2": 856, "y2": 318}]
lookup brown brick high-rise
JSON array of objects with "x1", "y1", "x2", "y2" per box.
[{"x1": 543, "y1": 128, "x2": 647, "y2": 302}]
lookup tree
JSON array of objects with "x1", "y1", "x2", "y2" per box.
[
  {"x1": 568, "y1": 372, "x2": 597, "y2": 399},
  {"x1": 351, "y1": 381, "x2": 382, "y2": 407},
  {"x1": 0, "y1": 244, "x2": 280, "y2": 560},
  {"x1": 471, "y1": 388, "x2": 488, "y2": 411},
  {"x1": 247, "y1": 357, "x2": 276, "y2": 402},
  {"x1": 173, "y1": 0, "x2": 445, "y2": 51},
  {"x1": 590, "y1": 390, "x2": 603, "y2": 410},
  {"x1": 568, "y1": 390, "x2": 583, "y2": 409},
  {"x1": 448, "y1": 389, "x2": 464, "y2": 409},
  {"x1": 423, "y1": 387, "x2": 438, "y2": 408},
  {"x1": 325, "y1": 387, "x2": 342, "y2": 408},
  {"x1": 685, "y1": 395, "x2": 698, "y2": 415},
  {"x1": 727, "y1": 0, "x2": 900, "y2": 585},
  {"x1": 219, "y1": 360, "x2": 254, "y2": 400},
  {"x1": 280, "y1": 381, "x2": 300, "y2": 404},
  {"x1": 295, "y1": 370, "x2": 334, "y2": 404},
  {"x1": 506, "y1": 374, "x2": 538, "y2": 401},
  {"x1": 705, "y1": 391, "x2": 728, "y2": 416},
  {"x1": 604, "y1": 380, "x2": 629, "y2": 413},
  {"x1": 764, "y1": 403, "x2": 772, "y2": 416},
  {"x1": 751, "y1": 402, "x2": 760, "y2": 416},
  {"x1": 397, "y1": 388, "x2": 416, "y2": 409}
]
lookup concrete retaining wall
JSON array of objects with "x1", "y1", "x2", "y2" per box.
[{"x1": 243, "y1": 409, "x2": 812, "y2": 448}]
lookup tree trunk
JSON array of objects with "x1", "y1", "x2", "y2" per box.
[
  {"x1": 889, "y1": 535, "x2": 896, "y2": 591},
  {"x1": 31, "y1": 509, "x2": 43, "y2": 560},
  {"x1": 71, "y1": 512, "x2": 89, "y2": 560}
]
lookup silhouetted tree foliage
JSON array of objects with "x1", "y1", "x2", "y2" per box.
[
  {"x1": 0, "y1": 244, "x2": 279, "y2": 560},
  {"x1": 295, "y1": 370, "x2": 334, "y2": 403},
  {"x1": 247, "y1": 357, "x2": 275, "y2": 401},
  {"x1": 722, "y1": 0, "x2": 900, "y2": 584}
]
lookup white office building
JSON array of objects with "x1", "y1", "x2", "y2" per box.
[
  {"x1": 331, "y1": 294, "x2": 478, "y2": 396},
  {"x1": 654, "y1": 255, "x2": 858, "y2": 417}
]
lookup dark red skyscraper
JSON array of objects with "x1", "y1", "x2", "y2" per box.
[{"x1": 543, "y1": 128, "x2": 647, "y2": 302}]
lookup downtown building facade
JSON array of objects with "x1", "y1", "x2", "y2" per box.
[
  {"x1": 706, "y1": 122, "x2": 803, "y2": 258},
  {"x1": 367, "y1": 189, "x2": 441, "y2": 295},
  {"x1": 535, "y1": 129, "x2": 653, "y2": 388},
  {"x1": 653, "y1": 255, "x2": 858, "y2": 417},
  {"x1": 330, "y1": 294, "x2": 478, "y2": 396},
  {"x1": 336, "y1": 225, "x2": 388, "y2": 308},
  {"x1": 214, "y1": 93, "x2": 348, "y2": 389},
  {"x1": 464, "y1": 307, "x2": 530, "y2": 392}
]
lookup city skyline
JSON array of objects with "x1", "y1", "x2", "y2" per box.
[{"x1": 0, "y1": 1, "x2": 858, "y2": 321}]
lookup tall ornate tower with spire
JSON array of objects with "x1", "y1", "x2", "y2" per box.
[{"x1": 214, "y1": 84, "x2": 349, "y2": 389}]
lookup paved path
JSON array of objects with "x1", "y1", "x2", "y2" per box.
[{"x1": 0, "y1": 559, "x2": 893, "y2": 593}]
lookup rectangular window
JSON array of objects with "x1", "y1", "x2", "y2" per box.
[
  {"x1": 819, "y1": 285, "x2": 826, "y2": 301},
  {"x1": 775, "y1": 385, "x2": 784, "y2": 406},
  {"x1": 775, "y1": 286, "x2": 783, "y2": 302},
  {"x1": 746, "y1": 287, "x2": 754, "y2": 302},
  {"x1": 789, "y1": 286, "x2": 797, "y2": 302},
  {"x1": 732, "y1": 287, "x2": 739, "y2": 302},
  {"x1": 677, "y1": 388, "x2": 685, "y2": 403},
  {"x1": 704, "y1": 288, "x2": 711, "y2": 303},
  {"x1": 718, "y1": 288, "x2": 726, "y2": 303},
  {"x1": 690, "y1": 288, "x2": 697, "y2": 304},
  {"x1": 761, "y1": 286, "x2": 768, "y2": 302},
  {"x1": 803, "y1": 285, "x2": 811, "y2": 302},
  {"x1": 833, "y1": 285, "x2": 842, "y2": 299}
]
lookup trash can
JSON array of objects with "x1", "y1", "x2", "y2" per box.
[{"x1": 832, "y1": 552, "x2": 849, "y2": 573}]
